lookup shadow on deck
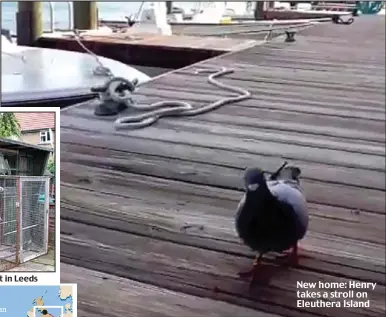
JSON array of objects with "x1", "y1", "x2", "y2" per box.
[{"x1": 60, "y1": 16, "x2": 385, "y2": 317}]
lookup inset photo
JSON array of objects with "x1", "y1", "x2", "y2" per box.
[{"x1": 0, "y1": 108, "x2": 59, "y2": 273}]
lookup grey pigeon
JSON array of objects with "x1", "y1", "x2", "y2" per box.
[{"x1": 235, "y1": 161, "x2": 308, "y2": 285}]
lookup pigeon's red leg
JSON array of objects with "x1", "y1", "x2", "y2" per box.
[
  {"x1": 275, "y1": 244, "x2": 299, "y2": 266},
  {"x1": 238, "y1": 254, "x2": 261, "y2": 277},
  {"x1": 238, "y1": 254, "x2": 266, "y2": 287}
]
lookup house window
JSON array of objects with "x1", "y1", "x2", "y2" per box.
[{"x1": 40, "y1": 130, "x2": 52, "y2": 144}]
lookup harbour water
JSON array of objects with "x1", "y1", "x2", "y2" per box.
[
  {"x1": 1, "y1": 1, "x2": 204, "y2": 77},
  {"x1": 1, "y1": 1, "x2": 236, "y2": 33},
  {"x1": 1, "y1": 2, "x2": 158, "y2": 33}
]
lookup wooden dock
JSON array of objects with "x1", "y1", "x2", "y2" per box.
[
  {"x1": 60, "y1": 16, "x2": 385, "y2": 317},
  {"x1": 36, "y1": 20, "x2": 320, "y2": 68},
  {"x1": 37, "y1": 32, "x2": 262, "y2": 69}
]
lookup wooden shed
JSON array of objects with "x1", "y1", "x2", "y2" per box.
[
  {"x1": 0, "y1": 137, "x2": 52, "y2": 176},
  {"x1": 0, "y1": 138, "x2": 53, "y2": 270}
]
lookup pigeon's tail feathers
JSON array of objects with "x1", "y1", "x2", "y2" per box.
[{"x1": 278, "y1": 166, "x2": 301, "y2": 182}]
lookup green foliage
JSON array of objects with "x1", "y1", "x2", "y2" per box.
[
  {"x1": 47, "y1": 157, "x2": 55, "y2": 175},
  {"x1": 0, "y1": 113, "x2": 21, "y2": 138}
]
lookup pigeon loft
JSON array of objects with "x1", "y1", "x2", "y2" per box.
[{"x1": 0, "y1": 138, "x2": 53, "y2": 271}]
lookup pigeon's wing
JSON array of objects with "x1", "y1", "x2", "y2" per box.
[
  {"x1": 247, "y1": 195, "x2": 298, "y2": 252},
  {"x1": 235, "y1": 193, "x2": 246, "y2": 219},
  {"x1": 235, "y1": 193, "x2": 254, "y2": 240},
  {"x1": 268, "y1": 181, "x2": 309, "y2": 240}
]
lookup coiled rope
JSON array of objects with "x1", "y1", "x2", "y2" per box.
[
  {"x1": 72, "y1": 20, "x2": 319, "y2": 130},
  {"x1": 112, "y1": 67, "x2": 251, "y2": 129}
]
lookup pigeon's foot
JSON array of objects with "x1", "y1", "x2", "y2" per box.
[
  {"x1": 275, "y1": 244, "x2": 299, "y2": 266},
  {"x1": 238, "y1": 265, "x2": 264, "y2": 288},
  {"x1": 238, "y1": 266, "x2": 257, "y2": 278},
  {"x1": 238, "y1": 254, "x2": 268, "y2": 287},
  {"x1": 238, "y1": 253, "x2": 261, "y2": 277}
]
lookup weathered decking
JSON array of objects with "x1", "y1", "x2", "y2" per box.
[
  {"x1": 60, "y1": 16, "x2": 385, "y2": 317},
  {"x1": 37, "y1": 32, "x2": 262, "y2": 69}
]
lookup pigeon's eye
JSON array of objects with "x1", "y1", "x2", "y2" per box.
[{"x1": 247, "y1": 183, "x2": 259, "y2": 191}]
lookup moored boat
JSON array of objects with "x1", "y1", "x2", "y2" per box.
[{"x1": 1, "y1": 30, "x2": 150, "y2": 107}]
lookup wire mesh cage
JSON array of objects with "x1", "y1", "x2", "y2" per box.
[
  {"x1": 0, "y1": 177, "x2": 17, "y2": 270},
  {"x1": 0, "y1": 176, "x2": 50, "y2": 271}
]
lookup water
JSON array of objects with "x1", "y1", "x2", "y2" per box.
[{"x1": 1, "y1": 1, "x2": 205, "y2": 34}]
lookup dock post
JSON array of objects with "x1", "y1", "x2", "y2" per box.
[
  {"x1": 254, "y1": 1, "x2": 265, "y2": 20},
  {"x1": 267, "y1": 1, "x2": 275, "y2": 9},
  {"x1": 16, "y1": 1, "x2": 43, "y2": 46},
  {"x1": 166, "y1": 1, "x2": 173, "y2": 14},
  {"x1": 73, "y1": 1, "x2": 98, "y2": 30}
]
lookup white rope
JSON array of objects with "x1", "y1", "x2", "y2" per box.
[
  {"x1": 71, "y1": 31, "x2": 113, "y2": 77},
  {"x1": 72, "y1": 21, "x2": 321, "y2": 130},
  {"x1": 113, "y1": 67, "x2": 251, "y2": 129}
]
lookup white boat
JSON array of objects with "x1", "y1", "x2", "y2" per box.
[
  {"x1": 100, "y1": 1, "x2": 346, "y2": 38},
  {"x1": 1, "y1": 30, "x2": 150, "y2": 106}
]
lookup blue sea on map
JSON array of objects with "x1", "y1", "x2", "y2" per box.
[{"x1": 0, "y1": 285, "x2": 72, "y2": 316}]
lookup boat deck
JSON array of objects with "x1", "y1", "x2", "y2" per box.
[{"x1": 60, "y1": 17, "x2": 385, "y2": 317}]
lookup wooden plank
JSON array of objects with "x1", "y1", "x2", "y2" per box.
[
  {"x1": 61, "y1": 129, "x2": 385, "y2": 185},
  {"x1": 131, "y1": 85, "x2": 384, "y2": 119},
  {"x1": 65, "y1": 98, "x2": 386, "y2": 143},
  {"x1": 60, "y1": 115, "x2": 384, "y2": 171},
  {"x1": 60, "y1": 178, "x2": 386, "y2": 262},
  {"x1": 63, "y1": 90, "x2": 385, "y2": 142},
  {"x1": 242, "y1": 45, "x2": 385, "y2": 63},
  {"x1": 60, "y1": 220, "x2": 386, "y2": 317},
  {"x1": 170, "y1": 66, "x2": 386, "y2": 94},
  {"x1": 61, "y1": 264, "x2": 278, "y2": 317},
  {"x1": 59, "y1": 17, "x2": 386, "y2": 317},
  {"x1": 60, "y1": 122, "x2": 385, "y2": 214},
  {"x1": 143, "y1": 83, "x2": 384, "y2": 115}
]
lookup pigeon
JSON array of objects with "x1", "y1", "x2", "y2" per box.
[{"x1": 235, "y1": 161, "x2": 308, "y2": 286}]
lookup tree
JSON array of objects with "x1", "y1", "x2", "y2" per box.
[
  {"x1": 0, "y1": 113, "x2": 21, "y2": 138},
  {"x1": 47, "y1": 156, "x2": 55, "y2": 175}
]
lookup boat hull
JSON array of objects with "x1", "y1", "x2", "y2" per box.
[{"x1": 1, "y1": 39, "x2": 150, "y2": 106}]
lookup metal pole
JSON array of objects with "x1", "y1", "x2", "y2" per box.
[
  {"x1": 254, "y1": 1, "x2": 265, "y2": 20},
  {"x1": 267, "y1": 1, "x2": 275, "y2": 9},
  {"x1": 48, "y1": 2, "x2": 55, "y2": 33},
  {"x1": 67, "y1": 2, "x2": 73, "y2": 30},
  {"x1": 166, "y1": 1, "x2": 173, "y2": 14},
  {"x1": 15, "y1": 177, "x2": 21, "y2": 264},
  {"x1": 73, "y1": 1, "x2": 98, "y2": 30},
  {"x1": 16, "y1": 1, "x2": 43, "y2": 46}
]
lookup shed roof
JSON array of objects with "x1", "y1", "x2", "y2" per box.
[{"x1": 0, "y1": 137, "x2": 53, "y2": 152}]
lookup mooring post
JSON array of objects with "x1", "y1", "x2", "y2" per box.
[
  {"x1": 267, "y1": 1, "x2": 275, "y2": 9},
  {"x1": 254, "y1": 1, "x2": 265, "y2": 20},
  {"x1": 73, "y1": 1, "x2": 98, "y2": 30},
  {"x1": 166, "y1": 1, "x2": 173, "y2": 14},
  {"x1": 16, "y1": 1, "x2": 43, "y2": 46}
]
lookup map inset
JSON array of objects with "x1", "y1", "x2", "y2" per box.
[{"x1": 0, "y1": 284, "x2": 76, "y2": 317}]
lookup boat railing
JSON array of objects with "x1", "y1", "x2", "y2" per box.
[
  {"x1": 46, "y1": 2, "x2": 72, "y2": 33},
  {"x1": 47, "y1": 2, "x2": 55, "y2": 32}
]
